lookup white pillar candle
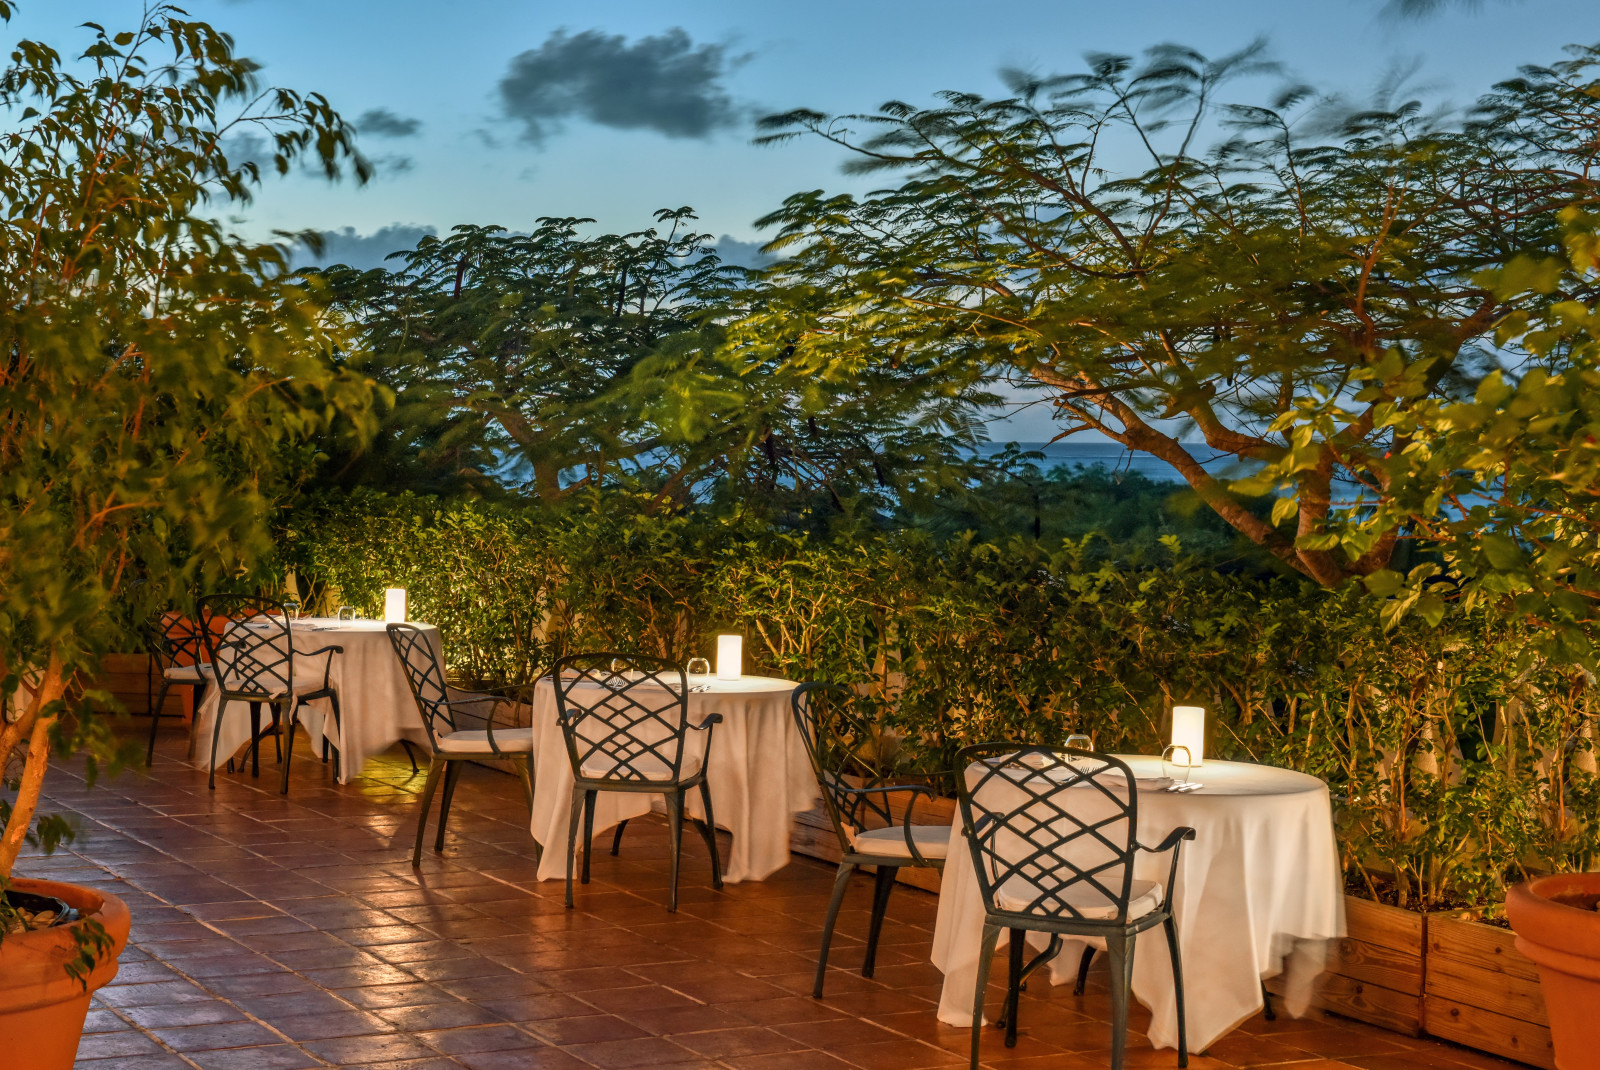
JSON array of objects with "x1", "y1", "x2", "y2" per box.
[
  {"x1": 1170, "y1": 705, "x2": 1205, "y2": 766},
  {"x1": 384, "y1": 587, "x2": 408, "y2": 623},
  {"x1": 716, "y1": 634, "x2": 742, "y2": 680}
]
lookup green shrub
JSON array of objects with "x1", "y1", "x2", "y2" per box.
[{"x1": 286, "y1": 490, "x2": 1598, "y2": 915}]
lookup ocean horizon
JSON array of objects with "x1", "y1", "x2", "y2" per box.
[{"x1": 969, "y1": 440, "x2": 1254, "y2": 485}]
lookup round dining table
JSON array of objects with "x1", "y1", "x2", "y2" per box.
[
  {"x1": 192, "y1": 618, "x2": 439, "y2": 784},
  {"x1": 931, "y1": 754, "x2": 1346, "y2": 1053},
  {"x1": 527, "y1": 674, "x2": 818, "y2": 884}
]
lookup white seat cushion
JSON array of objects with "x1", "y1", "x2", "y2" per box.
[
  {"x1": 579, "y1": 751, "x2": 702, "y2": 781},
  {"x1": 436, "y1": 727, "x2": 536, "y2": 754},
  {"x1": 850, "y1": 824, "x2": 950, "y2": 861},
  {"x1": 164, "y1": 663, "x2": 212, "y2": 683},
  {"x1": 219, "y1": 672, "x2": 324, "y2": 698},
  {"x1": 995, "y1": 875, "x2": 1163, "y2": 920}
]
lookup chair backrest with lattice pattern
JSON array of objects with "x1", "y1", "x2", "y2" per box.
[
  {"x1": 197, "y1": 595, "x2": 294, "y2": 699},
  {"x1": 790, "y1": 683, "x2": 902, "y2": 852},
  {"x1": 145, "y1": 612, "x2": 207, "y2": 673},
  {"x1": 552, "y1": 654, "x2": 693, "y2": 784},
  {"x1": 956, "y1": 743, "x2": 1142, "y2": 926},
  {"x1": 386, "y1": 623, "x2": 456, "y2": 748}
]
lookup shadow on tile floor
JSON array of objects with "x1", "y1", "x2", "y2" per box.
[{"x1": 18, "y1": 724, "x2": 1530, "y2": 1070}]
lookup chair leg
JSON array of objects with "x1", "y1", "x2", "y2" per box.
[
  {"x1": 518, "y1": 760, "x2": 540, "y2": 864},
  {"x1": 814, "y1": 861, "x2": 855, "y2": 998},
  {"x1": 411, "y1": 758, "x2": 444, "y2": 867},
  {"x1": 326, "y1": 691, "x2": 343, "y2": 781},
  {"x1": 610, "y1": 819, "x2": 628, "y2": 856},
  {"x1": 248, "y1": 702, "x2": 262, "y2": 776},
  {"x1": 208, "y1": 698, "x2": 230, "y2": 790},
  {"x1": 863, "y1": 865, "x2": 898, "y2": 978},
  {"x1": 580, "y1": 790, "x2": 597, "y2": 886},
  {"x1": 1168, "y1": 917, "x2": 1190, "y2": 1067},
  {"x1": 696, "y1": 780, "x2": 723, "y2": 890},
  {"x1": 1106, "y1": 933, "x2": 1137, "y2": 1070},
  {"x1": 398, "y1": 737, "x2": 421, "y2": 775},
  {"x1": 435, "y1": 761, "x2": 462, "y2": 851},
  {"x1": 1073, "y1": 946, "x2": 1096, "y2": 996},
  {"x1": 279, "y1": 704, "x2": 299, "y2": 794},
  {"x1": 1002, "y1": 928, "x2": 1026, "y2": 1047},
  {"x1": 272, "y1": 705, "x2": 282, "y2": 762},
  {"x1": 665, "y1": 790, "x2": 684, "y2": 913},
  {"x1": 1260, "y1": 979, "x2": 1276, "y2": 1021},
  {"x1": 970, "y1": 923, "x2": 1001, "y2": 1070},
  {"x1": 146, "y1": 679, "x2": 172, "y2": 766},
  {"x1": 565, "y1": 788, "x2": 584, "y2": 908}
]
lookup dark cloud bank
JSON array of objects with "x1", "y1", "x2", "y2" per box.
[
  {"x1": 356, "y1": 108, "x2": 423, "y2": 138},
  {"x1": 498, "y1": 28, "x2": 745, "y2": 141},
  {"x1": 293, "y1": 224, "x2": 436, "y2": 271}
]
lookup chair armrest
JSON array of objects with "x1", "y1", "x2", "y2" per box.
[
  {"x1": 300, "y1": 644, "x2": 345, "y2": 657},
  {"x1": 1140, "y1": 826, "x2": 1196, "y2": 912},
  {"x1": 1138, "y1": 826, "x2": 1196, "y2": 854},
  {"x1": 841, "y1": 783, "x2": 943, "y2": 867},
  {"x1": 689, "y1": 712, "x2": 724, "y2": 730}
]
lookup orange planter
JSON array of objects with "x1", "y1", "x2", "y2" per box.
[
  {"x1": 0, "y1": 878, "x2": 131, "y2": 1070},
  {"x1": 1508, "y1": 875, "x2": 1600, "y2": 1070}
]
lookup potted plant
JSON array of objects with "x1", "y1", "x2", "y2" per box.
[
  {"x1": 0, "y1": 5, "x2": 376, "y2": 1065},
  {"x1": 1508, "y1": 875, "x2": 1600, "y2": 1070}
]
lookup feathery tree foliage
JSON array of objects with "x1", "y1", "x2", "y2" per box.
[
  {"x1": 309, "y1": 211, "x2": 996, "y2": 518},
  {"x1": 746, "y1": 43, "x2": 1600, "y2": 584}
]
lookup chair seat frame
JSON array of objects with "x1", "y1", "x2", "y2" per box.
[
  {"x1": 955, "y1": 743, "x2": 1195, "y2": 1070},
  {"x1": 387, "y1": 623, "x2": 538, "y2": 867},
  {"x1": 198, "y1": 595, "x2": 345, "y2": 793},
  {"x1": 792, "y1": 682, "x2": 949, "y2": 998},
  {"x1": 553, "y1": 653, "x2": 724, "y2": 913}
]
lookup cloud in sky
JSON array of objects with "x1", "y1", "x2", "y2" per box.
[
  {"x1": 711, "y1": 235, "x2": 774, "y2": 269},
  {"x1": 498, "y1": 28, "x2": 745, "y2": 143},
  {"x1": 293, "y1": 224, "x2": 437, "y2": 271},
  {"x1": 356, "y1": 108, "x2": 423, "y2": 138}
]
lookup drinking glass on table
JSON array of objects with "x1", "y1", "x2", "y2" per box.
[{"x1": 1161, "y1": 744, "x2": 1194, "y2": 786}]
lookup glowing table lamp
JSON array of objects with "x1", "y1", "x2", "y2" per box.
[
  {"x1": 384, "y1": 588, "x2": 408, "y2": 623},
  {"x1": 1170, "y1": 705, "x2": 1205, "y2": 767},
  {"x1": 716, "y1": 634, "x2": 743, "y2": 680}
]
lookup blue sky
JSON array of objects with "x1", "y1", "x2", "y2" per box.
[{"x1": 8, "y1": 0, "x2": 1598, "y2": 438}]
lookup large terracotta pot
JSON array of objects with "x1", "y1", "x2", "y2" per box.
[
  {"x1": 0, "y1": 878, "x2": 131, "y2": 1070},
  {"x1": 1508, "y1": 874, "x2": 1600, "y2": 1070}
]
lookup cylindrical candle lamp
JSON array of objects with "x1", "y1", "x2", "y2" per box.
[
  {"x1": 1170, "y1": 705, "x2": 1205, "y2": 766},
  {"x1": 716, "y1": 634, "x2": 742, "y2": 680},
  {"x1": 384, "y1": 587, "x2": 408, "y2": 623}
]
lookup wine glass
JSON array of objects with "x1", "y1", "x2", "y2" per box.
[
  {"x1": 281, "y1": 599, "x2": 301, "y2": 621},
  {"x1": 687, "y1": 657, "x2": 710, "y2": 679},
  {"x1": 1161, "y1": 744, "x2": 1193, "y2": 787}
]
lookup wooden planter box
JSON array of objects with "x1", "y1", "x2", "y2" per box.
[
  {"x1": 1424, "y1": 915, "x2": 1552, "y2": 1068},
  {"x1": 1287, "y1": 896, "x2": 1553, "y2": 1068}
]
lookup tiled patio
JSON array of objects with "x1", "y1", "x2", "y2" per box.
[{"x1": 29, "y1": 725, "x2": 1525, "y2": 1070}]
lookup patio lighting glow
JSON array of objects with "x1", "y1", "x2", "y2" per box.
[
  {"x1": 716, "y1": 634, "x2": 742, "y2": 680},
  {"x1": 1171, "y1": 705, "x2": 1205, "y2": 766},
  {"x1": 384, "y1": 587, "x2": 408, "y2": 623}
]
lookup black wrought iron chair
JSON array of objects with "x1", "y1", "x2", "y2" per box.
[
  {"x1": 387, "y1": 623, "x2": 537, "y2": 867},
  {"x1": 955, "y1": 743, "x2": 1195, "y2": 1070},
  {"x1": 791, "y1": 682, "x2": 949, "y2": 997},
  {"x1": 142, "y1": 612, "x2": 212, "y2": 765},
  {"x1": 552, "y1": 653, "x2": 723, "y2": 912},
  {"x1": 197, "y1": 594, "x2": 343, "y2": 793}
]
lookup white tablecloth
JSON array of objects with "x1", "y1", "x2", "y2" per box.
[
  {"x1": 529, "y1": 675, "x2": 817, "y2": 884},
  {"x1": 932, "y1": 755, "x2": 1344, "y2": 1052},
  {"x1": 193, "y1": 619, "x2": 437, "y2": 784}
]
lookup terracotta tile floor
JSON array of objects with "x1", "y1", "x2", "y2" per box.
[{"x1": 21, "y1": 725, "x2": 1526, "y2": 1070}]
